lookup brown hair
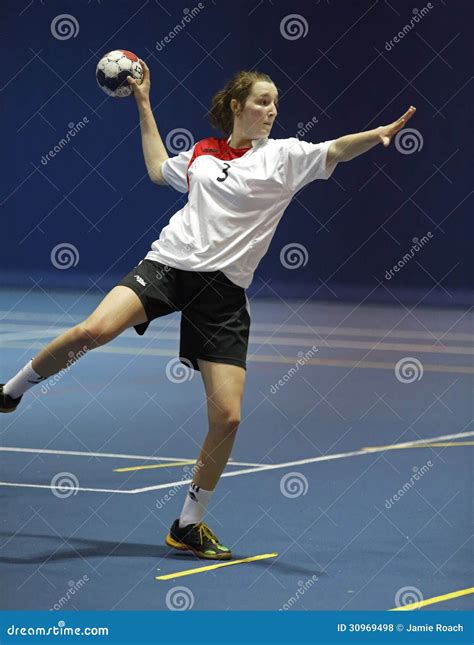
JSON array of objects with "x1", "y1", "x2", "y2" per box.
[{"x1": 208, "y1": 70, "x2": 276, "y2": 136}]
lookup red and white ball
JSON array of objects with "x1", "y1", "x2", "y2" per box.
[{"x1": 96, "y1": 50, "x2": 143, "y2": 98}]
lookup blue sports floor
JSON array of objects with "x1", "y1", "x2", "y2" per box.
[{"x1": 0, "y1": 288, "x2": 473, "y2": 611}]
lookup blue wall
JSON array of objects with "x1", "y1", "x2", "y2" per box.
[{"x1": 2, "y1": 0, "x2": 472, "y2": 305}]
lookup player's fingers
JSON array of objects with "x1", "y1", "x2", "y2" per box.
[
  {"x1": 139, "y1": 59, "x2": 149, "y2": 75},
  {"x1": 127, "y1": 76, "x2": 136, "y2": 87},
  {"x1": 396, "y1": 108, "x2": 409, "y2": 122},
  {"x1": 400, "y1": 106, "x2": 416, "y2": 122}
]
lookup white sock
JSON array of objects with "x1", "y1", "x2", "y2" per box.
[
  {"x1": 179, "y1": 482, "x2": 213, "y2": 527},
  {"x1": 3, "y1": 359, "x2": 47, "y2": 399}
]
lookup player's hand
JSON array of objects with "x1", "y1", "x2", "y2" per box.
[
  {"x1": 378, "y1": 106, "x2": 416, "y2": 147},
  {"x1": 127, "y1": 59, "x2": 150, "y2": 102}
]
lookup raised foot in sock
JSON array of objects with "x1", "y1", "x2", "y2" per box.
[{"x1": 0, "y1": 385, "x2": 23, "y2": 413}]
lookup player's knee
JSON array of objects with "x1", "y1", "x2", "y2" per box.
[
  {"x1": 210, "y1": 407, "x2": 241, "y2": 434},
  {"x1": 76, "y1": 320, "x2": 117, "y2": 348}
]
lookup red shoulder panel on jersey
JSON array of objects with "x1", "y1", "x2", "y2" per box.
[{"x1": 186, "y1": 137, "x2": 251, "y2": 190}]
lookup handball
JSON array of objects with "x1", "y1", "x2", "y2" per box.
[{"x1": 96, "y1": 50, "x2": 143, "y2": 98}]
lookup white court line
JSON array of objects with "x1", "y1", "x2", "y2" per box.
[
  {"x1": 1, "y1": 430, "x2": 472, "y2": 495},
  {"x1": 3, "y1": 341, "x2": 474, "y2": 374},
  {"x1": 3, "y1": 328, "x2": 474, "y2": 355},
  {"x1": 0, "y1": 482, "x2": 133, "y2": 494},
  {"x1": 2, "y1": 321, "x2": 474, "y2": 354},
  {"x1": 130, "y1": 429, "x2": 474, "y2": 494},
  {"x1": 0, "y1": 329, "x2": 70, "y2": 342},
  {"x1": 0, "y1": 446, "x2": 262, "y2": 468},
  {"x1": 1, "y1": 311, "x2": 473, "y2": 341},
  {"x1": 3, "y1": 342, "x2": 474, "y2": 376}
]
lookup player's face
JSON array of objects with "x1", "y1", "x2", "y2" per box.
[{"x1": 238, "y1": 81, "x2": 278, "y2": 139}]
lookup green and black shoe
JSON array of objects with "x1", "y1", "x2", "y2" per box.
[
  {"x1": 165, "y1": 519, "x2": 232, "y2": 560},
  {"x1": 0, "y1": 385, "x2": 22, "y2": 413}
]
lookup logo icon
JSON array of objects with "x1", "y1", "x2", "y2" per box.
[{"x1": 134, "y1": 275, "x2": 146, "y2": 287}]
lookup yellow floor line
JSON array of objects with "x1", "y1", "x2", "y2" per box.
[
  {"x1": 391, "y1": 586, "x2": 474, "y2": 610},
  {"x1": 363, "y1": 442, "x2": 474, "y2": 452},
  {"x1": 156, "y1": 552, "x2": 278, "y2": 580},
  {"x1": 114, "y1": 461, "x2": 194, "y2": 473},
  {"x1": 114, "y1": 460, "x2": 264, "y2": 473}
]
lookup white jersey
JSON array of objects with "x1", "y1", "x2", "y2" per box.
[{"x1": 145, "y1": 134, "x2": 337, "y2": 288}]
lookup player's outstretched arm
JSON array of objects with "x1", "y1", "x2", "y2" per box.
[
  {"x1": 128, "y1": 60, "x2": 169, "y2": 185},
  {"x1": 326, "y1": 106, "x2": 416, "y2": 166}
]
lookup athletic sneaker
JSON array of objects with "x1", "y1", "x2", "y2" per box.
[
  {"x1": 0, "y1": 385, "x2": 22, "y2": 413},
  {"x1": 165, "y1": 519, "x2": 232, "y2": 560}
]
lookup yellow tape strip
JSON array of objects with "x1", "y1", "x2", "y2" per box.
[
  {"x1": 156, "y1": 552, "x2": 278, "y2": 580},
  {"x1": 114, "y1": 461, "x2": 195, "y2": 473},
  {"x1": 363, "y1": 442, "x2": 474, "y2": 452},
  {"x1": 391, "y1": 586, "x2": 474, "y2": 610}
]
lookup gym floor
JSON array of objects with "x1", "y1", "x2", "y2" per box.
[{"x1": 1, "y1": 287, "x2": 472, "y2": 611}]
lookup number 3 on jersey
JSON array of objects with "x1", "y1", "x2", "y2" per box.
[{"x1": 216, "y1": 162, "x2": 231, "y2": 183}]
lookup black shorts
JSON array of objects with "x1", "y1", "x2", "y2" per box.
[{"x1": 116, "y1": 259, "x2": 251, "y2": 372}]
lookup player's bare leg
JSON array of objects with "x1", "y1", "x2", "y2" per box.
[
  {"x1": 194, "y1": 359, "x2": 245, "y2": 489},
  {"x1": 165, "y1": 360, "x2": 245, "y2": 560},
  {"x1": 1, "y1": 286, "x2": 147, "y2": 412},
  {"x1": 32, "y1": 287, "x2": 147, "y2": 376}
]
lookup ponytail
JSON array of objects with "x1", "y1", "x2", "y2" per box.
[{"x1": 208, "y1": 70, "x2": 274, "y2": 136}]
